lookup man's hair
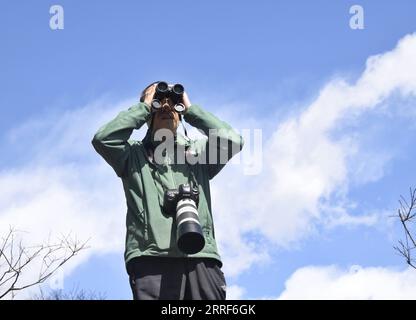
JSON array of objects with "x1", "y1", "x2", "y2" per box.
[{"x1": 139, "y1": 81, "x2": 160, "y2": 103}]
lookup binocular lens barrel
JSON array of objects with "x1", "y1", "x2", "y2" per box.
[
  {"x1": 151, "y1": 99, "x2": 162, "y2": 109},
  {"x1": 156, "y1": 81, "x2": 169, "y2": 93},
  {"x1": 174, "y1": 103, "x2": 186, "y2": 113},
  {"x1": 172, "y1": 84, "x2": 184, "y2": 96}
]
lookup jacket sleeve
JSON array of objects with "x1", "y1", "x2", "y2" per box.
[
  {"x1": 91, "y1": 102, "x2": 151, "y2": 177},
  {"x1": 183, "y1": 104, "x2": 244, "y2": 179}
]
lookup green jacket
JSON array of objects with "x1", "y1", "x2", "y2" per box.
[{"x1": 92, "y1": 103, "x2": 243, "y2": 267}]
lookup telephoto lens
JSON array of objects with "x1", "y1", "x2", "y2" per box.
[
  {"x1": 162, "y1": 184, "x2": 205, "y2": 254},
  {"x1": 176, "y1": 198, "x2": 205, "y2": 254},
  {"x1": 173, "y1": 184, "x2": 205, "y2": 254}
]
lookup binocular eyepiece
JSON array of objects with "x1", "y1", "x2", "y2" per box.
[{"x1": 151, "y1": 81, "x2": 186, "y2": 113}]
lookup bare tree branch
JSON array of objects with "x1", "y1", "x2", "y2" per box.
[
  {"x1": 32, "y1": 285, "x2": 106, "y2": 300},
  {"x1": 0, "y1": 227, "x2": 88, "y2": 299},
  {"x1": 395, "y1": 187, "x2": 416, "y2": 269}
]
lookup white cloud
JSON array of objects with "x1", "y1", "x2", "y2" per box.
[
  {"x1": 278, "y1": 265, "x2": 416, "y2": 300},
  {"x1": 226, "y1": 285, "x2": 246, "y2": 300},
  {"x1": 252, "y1": 33, "x2": 416, "y2": 240},
  {"x1": 211, "y1": 32, "x2": 416, "y2": 268},
  {"x1": 0, "y1": 165, "x2": 125, "y2": 253}
]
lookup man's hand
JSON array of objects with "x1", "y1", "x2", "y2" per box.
[
  {"x1": 142, "y1": 84, "x2": 157, "y2": 110},
  {"x1": 182, "y1": 92, "x2": 192, "y2": 113}
]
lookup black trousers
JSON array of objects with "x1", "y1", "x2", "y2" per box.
[{"x1": 127, "y1": 256, "x2": 227, "y2": 300}]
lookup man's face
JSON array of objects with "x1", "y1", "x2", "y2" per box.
[{"x1": 151, "y1": 96, "x2": 180, "y2": 133}]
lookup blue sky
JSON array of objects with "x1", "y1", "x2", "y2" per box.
[{"x1": 1, "y1": 1, "x2": 416, "y2": 299}]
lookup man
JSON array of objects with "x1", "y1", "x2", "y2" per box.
[{"x1": 92, "y1": 81, "x2": 244, "y2": 300}]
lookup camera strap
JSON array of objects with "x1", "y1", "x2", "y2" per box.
[
  {"x1": 143, "y1": 131, "x2": 198, "y2": 210},
  {"x1": 180, "y1": 115, "x2": 190, "y2": 141}
]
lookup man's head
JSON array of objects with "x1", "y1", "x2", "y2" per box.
[
  {"x1": 141, "y1": 82, "x2": 181, "y2": 134},
  {"x1": 151, "y1": 96, "x2": 181, "y2": 133}
]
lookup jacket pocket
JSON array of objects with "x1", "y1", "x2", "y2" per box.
[{"x1": 203, "y1": 228, "x2": 213, "y2": 245}]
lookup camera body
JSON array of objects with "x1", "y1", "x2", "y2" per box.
[
  {"x1": 163, "y1": 183, "x2": 199, "y2": 214},
  {"x1": 163, "y1": 184, "x2": 205, "y2": 254}
]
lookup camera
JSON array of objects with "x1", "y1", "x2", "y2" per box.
[
  {"x1": 163, "y1": 184, "x2": 205, "y2": 254},
  {"x1": 151, "y1": 81, "x2": 186, "y2": 113}
]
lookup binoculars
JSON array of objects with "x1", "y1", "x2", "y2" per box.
[{"x1": 151, "y1": 81, "x2": 186, "y2": 113}]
